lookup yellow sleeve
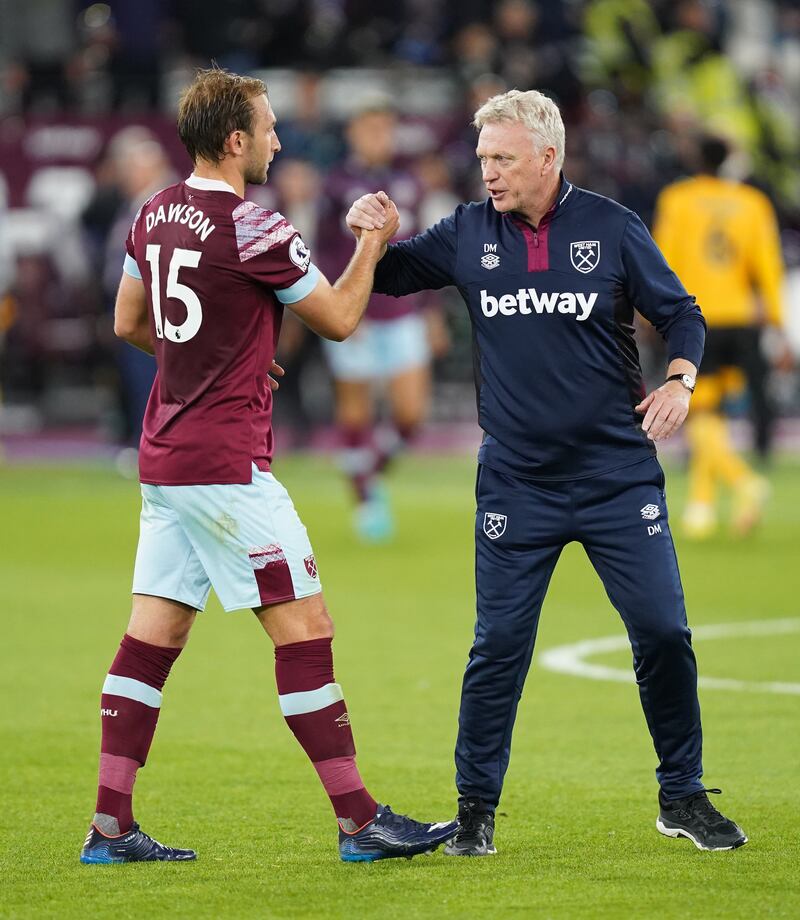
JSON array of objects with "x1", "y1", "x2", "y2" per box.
[
  {"x1": 652, "y1": 188, "x2": 681, "y2": 268},
  {"x1": 749, "y1": 193, "x2": 785, "y2": 326}
]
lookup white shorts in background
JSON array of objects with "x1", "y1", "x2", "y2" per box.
[
  {"x1": 132, "y1": 466, "x2": 321, "y2": 612},
  {"x1": 323, "y1": 312, "x2": 430, "y2": 381}
]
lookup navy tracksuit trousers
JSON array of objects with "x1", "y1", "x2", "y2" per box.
[{"x1": 456, "y1": 457, "x2": 704, "y2": 808}]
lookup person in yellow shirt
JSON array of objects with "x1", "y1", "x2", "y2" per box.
[{"x1": 653, "y1": 136, "x2": 786, "y2": 538}]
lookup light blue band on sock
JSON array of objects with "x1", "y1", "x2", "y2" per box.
[
  {"x1": 278, "y1": 682, "x2": 343, "y2": 716},
  {"x1": 102, "y1": 674, "x2": 162, "y2": 708}
]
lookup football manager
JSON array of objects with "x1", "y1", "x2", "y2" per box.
[{"x1": 346, "y1": 89, "x2": 747, "y2": 855}]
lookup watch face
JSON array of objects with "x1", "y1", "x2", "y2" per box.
[{"x1": 681, "y1": 374, "x2": 695, "y2": 390}]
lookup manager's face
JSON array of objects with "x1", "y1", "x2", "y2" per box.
[{"x1": 476, "y1": 120, "x2": 556, "y2": 218}]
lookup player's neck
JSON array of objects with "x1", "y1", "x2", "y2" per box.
[
  {"x1": 192, "y1": 160, "x2": 245, "y2": 198},
  {"x1": 515, "y1": 173, "x2": 561, "y2": 228}
]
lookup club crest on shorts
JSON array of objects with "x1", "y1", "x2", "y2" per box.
[
  {"x1": 483, "y1": 512, "x2": 507, "y2": 540},
  {"x1": 570, "y1": 240, "x2": 600, "y2": 273},
  {"x1": 304, "y1": 554, "x2": 318, "y2": 578}
]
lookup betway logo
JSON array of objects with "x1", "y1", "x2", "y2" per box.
[{"x1": 480, "y1": 288, "x2": 597, "y2": 321}]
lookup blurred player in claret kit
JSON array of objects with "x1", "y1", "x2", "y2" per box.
[
  {"x1": 79, "y1": 67, "x2": 456, "y2": 865},
  {"x1": 319, "y1": 102, "x2": 440, "y2": 541}
]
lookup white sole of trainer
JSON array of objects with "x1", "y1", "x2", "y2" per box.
[
  {"x1": 443, "y1": 845, "x2": 497, "y2": 856},
  {"x1": 656, "y1": 817, "x2": 747, "y2": 851}
]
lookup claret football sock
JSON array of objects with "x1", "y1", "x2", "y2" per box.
[
  {"x1": 340, "y1": 426, "x2": 376, "y2": 503},
  {"x1": 374, "y1": 422, "x2": 417, "y2": 476},
  {"x1": 94, "y1": 634, "x2": 182, "y2": 835},
  {"x1": 275, "y1": 637, "x2": 377, "y2": 831}
]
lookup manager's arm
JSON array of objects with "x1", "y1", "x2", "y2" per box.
[
  {"x1": 622, "y1": 212, "x2": 706, "y2": 441},
  {"x1": 347, "y1": 193, "x2": 459, "y2": 297},
  {"x1": 288, "y1": 203, "x2": 400, "y2": 341}
]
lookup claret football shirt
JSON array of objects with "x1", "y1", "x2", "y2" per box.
[{"x1": 123, "y1": 174, "x2": 319, "y2": 485}]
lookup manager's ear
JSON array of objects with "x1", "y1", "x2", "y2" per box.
[{"x1": 541, "y1": 145, "x2": 557, "y2": 176}]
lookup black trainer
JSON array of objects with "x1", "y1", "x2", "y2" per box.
[
  {"x1": 443, "y1": 796, "x2": 496, "y2": 856},
  {"x1": 657, "y1": 788, "x2": 748, "y2": 851}
]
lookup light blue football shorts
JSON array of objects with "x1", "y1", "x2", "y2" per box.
[
  {"x1": 132, "y1": 466, "x2": 321, "y2": 612},
  {"x1": 323, "y1": 312, "x2": 430, "y2": 381}
]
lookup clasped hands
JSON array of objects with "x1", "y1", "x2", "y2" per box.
[{"x1": 346, "y1": 190, "x2": 400, "y2": 241}]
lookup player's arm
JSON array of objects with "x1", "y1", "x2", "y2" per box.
[
  {"x1": 651, "y1": 188, "x2": 680, "y2": 268},
  {"x1": 113, "y1": 271, "x2": 154, "y2": 355},
  {"x1": 287, "y1": 203, "x2": 400, "y2": 341},
  {"x1": 750, "y1": 193, "x2": 785, "y2": 327}
]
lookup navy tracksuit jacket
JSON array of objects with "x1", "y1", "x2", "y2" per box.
[{"x1": 373, "y1": 175, "x2": 707, "y2": 805}]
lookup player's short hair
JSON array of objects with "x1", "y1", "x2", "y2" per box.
[
  {"x1": 177, "y1": 68, "x2": 267, "y2": 164},
  {"x1": 473, "y1": 89, "x2": 565, "y2": 170}
]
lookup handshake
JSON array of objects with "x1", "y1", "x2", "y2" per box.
[{"x1": 346, "y1": 191, "x2": 400, "y2": 245}]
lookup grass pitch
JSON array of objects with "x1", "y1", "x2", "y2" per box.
[{"x1": 1, "y1": 454, "x2": 799, "y2": 919}]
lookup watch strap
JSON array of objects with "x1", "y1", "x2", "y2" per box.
[{"x1": 666, "y1": 373, "x2": 695, "y2": 392}]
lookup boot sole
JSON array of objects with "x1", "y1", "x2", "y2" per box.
[
  {"x1": 443, "y1": 844, "x2": 497, "y2": 856},
  {"x1": 656, "y1": 817, "x2": 748, "y2": 851}
]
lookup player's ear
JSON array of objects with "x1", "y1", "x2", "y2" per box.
[{"x1": 225, "y1": 129, "x2": 244, "y2": 158}]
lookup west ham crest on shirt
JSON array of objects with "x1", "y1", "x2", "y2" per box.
[
  {"x1": 483, "y1": 512, "x2": 507, "y2": 540},
  {"x1": 570, "y1": 240, "x2": 600, "y2": 273}
]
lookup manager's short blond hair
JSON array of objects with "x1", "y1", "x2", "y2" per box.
[{"x1": 473, "y1": 89, "x2": 565, "y2": 170}]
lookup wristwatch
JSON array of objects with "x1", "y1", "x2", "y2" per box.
[{"x1": 666, "y1": 373, "x2": 696, "y2": 393}]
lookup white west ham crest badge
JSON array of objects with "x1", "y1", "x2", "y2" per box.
[
  {"x1": 304, "y1": 554, "x2": 318, "y2": 578},
  {"x1": 570, "y1": 240, "x2": 600, "y2": 273},
  {"x1": 483, "y1": 512, "x2": 507, "y2": 540}
]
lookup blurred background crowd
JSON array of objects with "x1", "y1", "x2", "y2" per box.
[{"x1": 1, "y1": 0, "x2": 799, "y2": 471}]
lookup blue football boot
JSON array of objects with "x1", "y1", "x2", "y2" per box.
[
  {"x1": 80, "y1": 822, "x2": 197, "y2": 864},
  {"x1": 338, "y1": 804, "x2": 458, "y2": 862},
  {"x1": 355, "y1": 483, "x2": 394, "y2": 543}
]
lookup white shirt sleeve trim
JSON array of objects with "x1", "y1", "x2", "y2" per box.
[
  {"x1": 123, "y1": 253, "x2": 142, "y2": 280},
  {"x1": 275, "y1": 263, "x2": 321, "y2": 304}
]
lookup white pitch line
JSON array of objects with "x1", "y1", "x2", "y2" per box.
[{"x1": 539, "y1": 618, "x2": 800, "y2": 696}]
